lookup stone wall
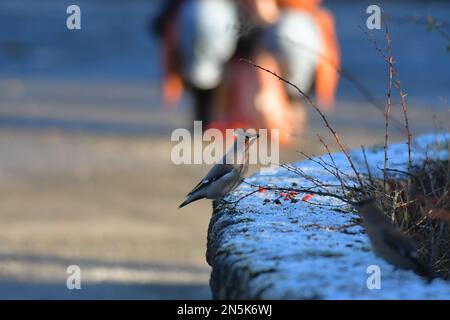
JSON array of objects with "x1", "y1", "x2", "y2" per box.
[{"x1": 206, "y1": 134, "x2": 450, "y2": 299}]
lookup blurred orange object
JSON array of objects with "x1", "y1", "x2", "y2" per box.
[
  {"x1": 162, "y1": 15, "x2": 184, "y2": 108},
  {"x1": 277, "y1": 0, "x2": 321, "y2": 11},
  {"x1": 208, "y1": 53, "x2": 294, "y2": 146},
  {"x1": 314, "y1": 8, "x2": 340, "y2": 110},
  {"x1": 239, "y1": 0, "x2": 280, "y2": 25},
  {"x1": 302, "y1": 194, "x2": 315, "y2": 202},
  {"x1": 255, "y1": 53, "x2": 294, "y2": 145},
  {"x1": 277, "y1": 0, "x2": 340, "y2": 111}
]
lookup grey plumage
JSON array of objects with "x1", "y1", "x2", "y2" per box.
[
  {"x1": 179, "y1": 129, "x2": 259, "y2": 208},
  {"x1": 356, "y1": 198, "x2": 434, "y2": 280}
]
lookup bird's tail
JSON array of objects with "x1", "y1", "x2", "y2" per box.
[
  {"x1": 412, "y1": 258, "x2": 435, "y2": 283},
  {"x1": 178, "y1": 193, "x2": 204, "y2": 209}
]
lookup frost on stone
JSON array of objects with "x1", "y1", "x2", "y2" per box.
[{"x1": 207, "y1": 133, "x2": 450, "y2": 299}]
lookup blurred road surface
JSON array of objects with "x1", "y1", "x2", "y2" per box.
[{"x1": 0, "y1": 0, "x2": 448, "y2": 299}]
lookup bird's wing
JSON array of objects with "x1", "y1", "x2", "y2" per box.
[
  {"x1": 381, "y1": 227, "x2": 434, "y2": 279},
  {"x1": 188, "y1": 163, "x2": 235, "y2": 196},
  {"x1": 381, "y1": 227, "x2": 417, "y2": 258}
]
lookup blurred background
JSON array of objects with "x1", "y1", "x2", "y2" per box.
[{"x1": 0, "y1": 0, "x2": 448, "y2": 299}]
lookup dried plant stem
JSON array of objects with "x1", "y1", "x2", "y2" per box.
[
  {"x1": 361, "y1": 145, "x2": 374, "y2": 186},
  {"x1": 396, "y1": 81, "x2": 412, "y2": 171},
  {"x1": 282, "y1": 163, "x2": 337, "y2": 193},
  {"x1": 279, "y1": 36, "x2": 386, "y2": 115},
  {"x1": 241, "y1": 58, "x2": 363, "y2": 188},
  {"x1": 383, "y1": 27, "x2": 393, "y2": 197},
  {"x1": 363, "y1": 25, "x2": 416, "y2": 173},
  {"x1": 318, "y1": 134, "x2": 346, "y2": 195}
]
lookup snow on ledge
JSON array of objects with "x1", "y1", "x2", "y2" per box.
[{"x1": 206, "y1": 133, "x2": 450, "y2": 299}]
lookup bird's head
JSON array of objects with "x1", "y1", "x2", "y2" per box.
[
  {"x1": 234, "y1": 128, "x2": 260, "y2": 144},
  {"x1": 225, "y1": 129, "x2": 260, "y2": 165},
  {"x1": 355, "y1": 197, "x2": 376, "y2": 211}
]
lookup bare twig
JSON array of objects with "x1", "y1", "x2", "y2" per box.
[
  {"x1": 396, "y1": 81, "x2": 412, "y2": 171},
  {"x1": 361, "y1": 25, "x2": 420, "y2": 159},
  {"x1": 281, "y1": 34, "x2": 410, "y2": 134},
  {"x1": 243, "y1": 182, "x2": 354, "y2": 205},
  {"x1": 318, "y1": 134, "x2": 347, "y2": 195},
  {"x1": 361, "y1": 145, "x2": 375, "y2": 186},
  {"x1": 241, "y1": 58, "x2": 364, "y2": 187},
  {"x1": 383, "y1": 25, "x2": 393, "y2": 197},
  {"x1": 282, "y1": 163, "x2": 337, "y2": 193}
]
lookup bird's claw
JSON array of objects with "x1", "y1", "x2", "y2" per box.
[{"x1": 214, "y1": 197, "x2": 239, "y2": 211}]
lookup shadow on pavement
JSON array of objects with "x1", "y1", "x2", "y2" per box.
[{"x1": 0, "y1": 251, "x2": 211, "y2": 299}]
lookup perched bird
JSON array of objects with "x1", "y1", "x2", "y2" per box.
[
  {"x1": 179, "y1": 129, "x2": 259, "y2": 208},
  {"x1": 355, "y1": 198, "x2": 434, "y2": 280}
]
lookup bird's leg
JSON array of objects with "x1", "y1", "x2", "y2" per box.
[
  {"x1": 219, "y1": 197, "x2": 234, "y2": 205},
  {"x1": 213, "y1": 197, "x2": 236, "y2": 211}
]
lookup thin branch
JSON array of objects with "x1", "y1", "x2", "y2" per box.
[
  {"x1": 241, "y1": 58, "x2": 364, "y2": 188},
  {"x1": 361, "y1": 25, "x2": 420, "y2": 157},
  {"x1": 243, "y1": 182, "x2": 354, "y2": 205},
  {"x1": 384, "y1": 25, "x2": 393, "y2": 197},
  {"x1": 396, "y1": 81, "x2": 412, "y2": 171},
  {"x1": 317, "y1": 135, "x2": 348, "y2": 196},
  {"x1": 280, "y1": 34, "x2": 410, "y2": 135},
  {"x1": 361, "y1": 145, "x2": 375, "y2": 186}
]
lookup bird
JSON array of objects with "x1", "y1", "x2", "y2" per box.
[
  {"x1": 355, "y1": 198, "x2": 434, "y2": 281},
  {"x1": 179, "y1": 129, "x2": 259, "y2": 208}
]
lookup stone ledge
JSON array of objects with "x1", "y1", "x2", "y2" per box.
[{"x1": 206, "y1": 133, "x2": 450, "y2": 299}]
